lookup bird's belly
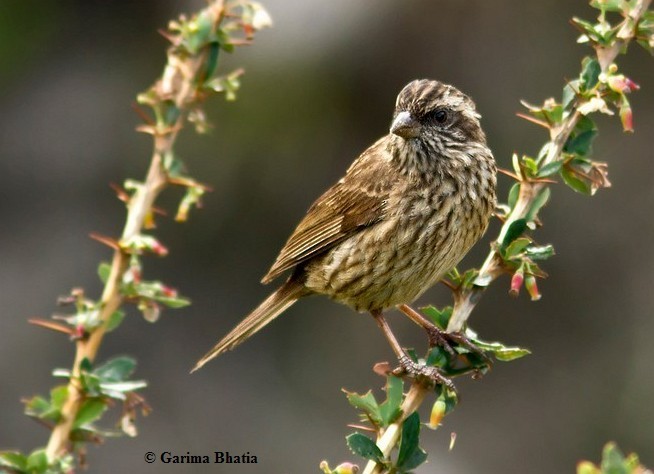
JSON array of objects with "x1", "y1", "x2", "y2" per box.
[{"x1": 304, "y1": 206, "x2": 477, "y2": 312}]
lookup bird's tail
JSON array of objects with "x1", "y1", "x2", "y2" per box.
[{"x1": 192, "y1": 280, "x2": 307, "y2": 372}]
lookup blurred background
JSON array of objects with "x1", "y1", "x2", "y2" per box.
[{"x1": 1, "y1": 0, "x2": 652, "y2": 472}]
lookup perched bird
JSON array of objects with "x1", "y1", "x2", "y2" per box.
[{"x1": 193, "y1": 79, "x2": 496, "y2": 383}]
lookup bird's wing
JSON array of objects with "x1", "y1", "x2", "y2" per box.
[{"x1": 262, "y1": 144, "x2": 397, "y2": 284}]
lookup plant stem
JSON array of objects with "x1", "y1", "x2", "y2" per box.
[
  {"x1": 447, "y1": 0, "x2": 652, "y2": 332},
  {"x1": 362, "y1": 384, "x2": 429, "y2": 474},
  {"x1": 45, "y1": 1, "x2": 226, "y2": 461}
]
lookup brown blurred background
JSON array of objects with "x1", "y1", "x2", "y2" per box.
[{"x1": 1, "y1": 1, "x2": 653, "y2": 472}]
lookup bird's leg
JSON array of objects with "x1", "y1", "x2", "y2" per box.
[
  {"x1": 397, "y1": 304, "x2": 491, "y2": 366},
  {"x1": 371, "y1": 310, "x2": 455, "y2": 391}
]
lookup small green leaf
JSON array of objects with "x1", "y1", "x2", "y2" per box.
[
  {"x1": 397, "y1": 412, "x2": 428, "y2": 470},
  {"x1": 100, "y1": 380, "x2": 148, "y2": 397},
  {"x1": 98, "y1": 262, "x2": 111, "y2": 283},
  {"x1": 562, "y1": 166, "x2": 592, "y2": 195},
  {"x1": 379, "y1": 376, "x2": 403, "y2": 426},
  {"x1": 580, "y1": 57, "x2": 601, "y2": 91},
  {"x1": 26, "y1": 449, "x2": 48, "y2": 473},
  {"x1": 521, "y1": 156, "x2": 539, "y2": 177},
  {"x1": 503, "y1": 237, "x2": 532, "y2": 258},
  {"x1": 155, "y1": 295, "x2": 191, "y2": 308},
  {"x1": 105, "y1": 310, "x2": 126, "y2": 333},
  {"x1": 472, "y1": 339, "x2": 531, "y2": 361},
  {"x1": 185, "y1": 10, "x2": 215, "y2": 54},
  {"x1": 525, "y1": 244, "x2": 555, "y2": 261},
  {"x1": 50, "y1": 385, "x2": 68, "y2": 410},
  {"x1": 493, "y1": 347, "x2": 532, "y2": 362},
  {"x1": 0, "y1": 451, "x2": 27, "y2": 471},
  {"x1": 73, "y1": 399, "x2": 107, "y2": 428},
  {"x1": 501, "y1": 219, "x2": 528, "y2": 249},
  {"x1": 525, "y1": 187, "x2": 551, "y2": 223},
  {"x1": 95, "y1": 356, "x2": 137, "y2": 382},
  {"x1": 346, "y1": 433, "x2": 384, "y2": 463},
  {"x1": 420, "y1": 306, "x2": 452, "y2": 330},
  {"x1": 538, "y1": 160, "x2": 563, "y2": 178},
  {"x1": 80, "y1": 357, "x2": 93, "y2": 372},
  {"x1": 562, "y1": 81, "x2": 579, "y2": 110},
  {"x1": 590, "y1": 0, "x2": 625, "y2": 12},
  {"x1": 345, "y1": 390, "x2": 382, "y2": 426},
  {"x1": 425, "y1": 346, "x2": 448, "y2": 368},
  {"x1": 565, "y1": 129, "x2": 597, "y2": 156},
  {"x1": 507, "y1": 183, "x2": 520, "y2": 209}
]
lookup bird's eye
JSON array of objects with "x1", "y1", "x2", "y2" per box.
[{"x1": 431, "y1": 109, "x2": 448, "y2": 124}]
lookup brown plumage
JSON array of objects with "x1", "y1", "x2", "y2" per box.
[{"x1": 193, "y1": 79, "x2": 496, "y2": 373}]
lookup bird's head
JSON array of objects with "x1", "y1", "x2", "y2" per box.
[{"x1": 390, "y1": 79, "x2": 486, "y2": 147}]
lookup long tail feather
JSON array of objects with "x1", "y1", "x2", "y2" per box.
[{"x1": 192, "y1": 280, "x2": 306, "y2": 372}]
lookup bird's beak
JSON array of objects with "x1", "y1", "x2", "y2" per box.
[{"x1": 390, "y1": 111, "x2": 421, "y2": 139}]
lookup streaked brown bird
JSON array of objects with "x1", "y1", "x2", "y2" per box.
[{"x1": 193, "y1": 79, "x2": 496, "y2": 383}]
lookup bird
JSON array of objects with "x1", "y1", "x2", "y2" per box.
[{"x1": 193, "y1": 79, "x2": 497, "y2": 384}]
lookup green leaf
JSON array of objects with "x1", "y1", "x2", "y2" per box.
[
  {"x1": 397, "y1": 412, "x2": 428, "y2": 470},
  {"x1": 565, "y1": 115, "x2": 597, "y2": 156},
  {"x1": 94, "y1": 356, "x2": 136, "y2": 382},
  {"x1": 565, "y1": 129, "x2": 597, "y2": 156},
  {"x1": 185, "y1": 10, "x2": 215, "y2": 54},
  {"x1": 590, "y1": 0, "x2": 625, "y2": 12},
  {"x1": 562, "y1": 166, "x2": 592, "y2": 195},
  {"x1": 503, "y1": 237, "x2": 532, "y2": 258},
  {"x1": 105, "y1": 310, "x2": 126, "y2": 333},
  {"x1": 346, "y1": 433, "x2": 384, "y2": 463},
  {"x1": 50, "y1": 386, "x2": 68, "y2": 410},
  {"x1": 521, "y1": 156, "x2": 539, "y2": 177},
  {"x1": 100, "y1": 380, "x2": 148, "y2": 396},
  {"x1": 507, "y1": 183, "x2": 520, "y2": 209},
  {"x1": 0, "y1": 451, "x2": 27, "y2": 471},
  {"x1": 538, "y1": 160, "x2": 563, "y2": 178},
  {"x1": 472, "y1": 339, "x2": 531, "y2": 361},
  {"x1": 379, "y1": 376, "x2": 403, "y2": 426},
  {"x1": 420, "y1": 306, "x2": 452, "y2": 330},
  {"x1": 580, "y1": 57, "x2": 601, "y2": 91},
  {"x1": 600, "y1": 443, "x2": 629, "y2": 473},
  {"x1": 525, "y1": 187, "x2": 551, "y2": 223},
  {"x1": 73, "y1": 399, "x2": 107, "y2": 428},
  {"x1": 98, "y1": 262, "x2": 111, "y2": 283},
  {"x1": 80, "y1": 357, "x2": 93, "y2": 372},
  {"x1": 525, "y1": 244, "x2": 555, "y2": 261},
  {"x1": 345, "y1": 390, "x2": 382, "y2": 426},
  {"x1": 562, "y1": 81, "x2": 579, "y2": 110},
  {"x1": 155, "y1": 295, "x2": 191, "y2": 308},
  {"x1": 425, "y1": 346, "x2": 448, "y2": 368},
  {"x1": 501, "y1": 219, "x2": 528, "y2": 249},
  {"x1": 26, "y1": 449, "x2": 48, "y2": 473}
]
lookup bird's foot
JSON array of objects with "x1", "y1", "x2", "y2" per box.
[
  {"x1": 393, "y1": 355, "x2": 456, "y2": 393},
  {"x1": 427, "y1": 327, "x2": 492, "y2": 367}
]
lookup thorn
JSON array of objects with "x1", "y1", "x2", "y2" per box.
[
  {"x1": 347, "y1": 424, "x2": 377, "y2": 433},
  {"x1": 439, "y1": 279, "x2": 457, "y2": 291},
  {"x1": 135, "y1": 124, "x2": 157, "y2": 135},
  {"x1": 167, "y1": 177, "x2": 214, "y2": 192},
  {"x1": 89, "y1": 232, "x2": 120, "y2": 250},
  {"x1": 532, "y1": 177, "x2": 558, "y2": 184},
  {"x1": 28, "y1": 318, "x2": 75, "y2": 336},
  {"x1": 516, "y1": 112, "x2": 550, "y2": 129},
  {"x1": 498, "y1": 168, "x2": 522, "y2": 181},
  {"x1": 110, "y1": 182, "x2": 130, "y2": 203},
  {"x1": 131, "y1": 102, "x2": 155, "y2": 125},
  {"x1": 158, "y1": 28, "x2": 177, "y2": 44}
]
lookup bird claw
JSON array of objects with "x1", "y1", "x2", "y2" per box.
[
  {"x1": 427, "y1": 327, "x2": 492, "y2": 367},
  {"x1": 393, "y1": 355, "x2": 457, "y2": 393}
]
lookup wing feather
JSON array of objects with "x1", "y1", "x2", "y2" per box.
[{"x1": 261, "y1": 143, "x2": 397, "y2": 283}]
